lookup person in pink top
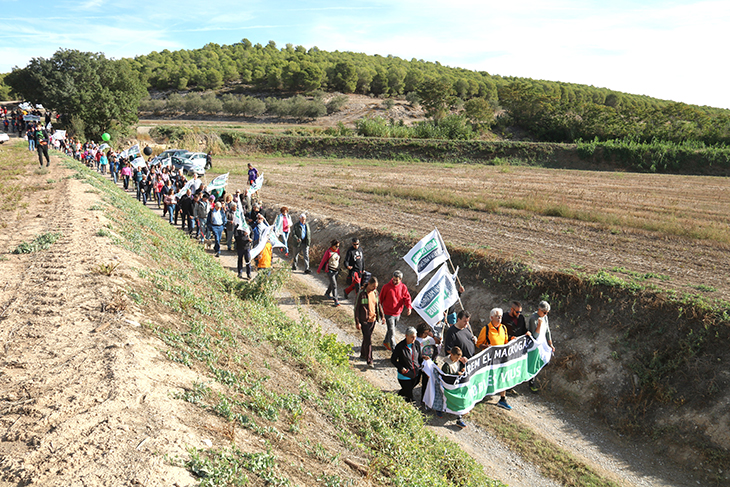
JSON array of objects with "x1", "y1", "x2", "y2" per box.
[
  {"x1": 317, "y1": 240, "x2": 341, "y2": 307},
  {"x1": 380, "y1": 270, "x2": 412, "y2": 351}
]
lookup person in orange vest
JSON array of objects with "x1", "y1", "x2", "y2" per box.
[{"x1": 476, "y1": 308, "x2": 512, "y2": 411}]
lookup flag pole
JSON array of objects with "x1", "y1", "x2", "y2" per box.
[{"x1": 438, "y1": 228, "x2": 464, "y2": 311}]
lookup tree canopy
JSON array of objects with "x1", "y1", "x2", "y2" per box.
[{"x1": 5, "y1": 49, "x2": 147, "y2": 138}]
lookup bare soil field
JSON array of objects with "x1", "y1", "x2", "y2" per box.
[{"x1": 214, "y1": 156, "x2": 730, "y2": 302}]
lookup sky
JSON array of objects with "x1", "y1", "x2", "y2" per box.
[{"x1": 2, "y1": 0, "x2": 729, "y2": 109}]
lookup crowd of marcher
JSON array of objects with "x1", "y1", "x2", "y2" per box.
[{"x1": 26, "y1": 124, "x2": 555, "y2": 431}]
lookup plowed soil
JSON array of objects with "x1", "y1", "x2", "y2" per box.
[{"x1": 217, "y1": 157, "x2": 730, "y2": 301}]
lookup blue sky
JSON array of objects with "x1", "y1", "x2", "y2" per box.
[{"x1": 3, "y1": 0, "x2": 729, "y2": 109}]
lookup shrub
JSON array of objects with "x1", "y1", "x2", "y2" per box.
[{"x1": 325, "y1": 94, "x2": 348, "y2": 114}]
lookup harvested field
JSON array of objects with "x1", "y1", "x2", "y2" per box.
[{"x1": 213, "y1": 155, "x2": 730, "y2": 301}]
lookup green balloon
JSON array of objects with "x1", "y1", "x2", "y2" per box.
[{"x1": 101, "y1": 133, "x2": 110, "y2": 141}]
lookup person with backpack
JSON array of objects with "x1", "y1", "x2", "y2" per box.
[
  {"x1": 476, "y1": 308, "x2": 513, "y2": 411},
  {"x1": 318, "y1": 239, "x2": 341, "y2": 307}
]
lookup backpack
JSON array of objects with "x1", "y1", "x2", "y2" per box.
[{"x1": 328, "y1": 252, "x2": 340, "y2": 271}]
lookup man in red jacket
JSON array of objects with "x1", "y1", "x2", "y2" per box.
[{"x1": 380, "y1": 270, "x2": 412, "y2": 351}]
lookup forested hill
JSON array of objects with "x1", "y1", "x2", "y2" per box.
[{"x1": 125, "y1": 39, "x2": 730, "y2": 144}]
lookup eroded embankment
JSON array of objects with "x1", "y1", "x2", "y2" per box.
[{"x1": 263, "y1": 208, "x2": 730, "y2": 484}]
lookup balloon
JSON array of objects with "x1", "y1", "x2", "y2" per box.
[
  {"x1": 101, "y1": 133, "x2": 110, "y2": 141},
  {"x1": 143, "y1": 146, "x2": 152, "y2": 156}
]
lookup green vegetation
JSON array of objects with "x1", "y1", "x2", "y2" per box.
[
  {"x1": 12, "y1": 232, "x2": 62, "y2": 254},
  {"x1": 576, "y1": 137, "x2": 730, "y2": 173},
  {"x1": 5, "y1": 49, "x2": 147, "y2": 139},
  {"x1": 122, "y1": 40, "x2": 730, "y2": 146},
  {"x1": 59, "y1": 154, "x2": 502, "y2": 487}
]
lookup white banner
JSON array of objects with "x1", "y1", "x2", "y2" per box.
[
  {"x1": 98, "y1": 143, "x2": 110, "y2": 151},
  {"x1": 247, "y1": 173, "x2": 263, "y2": 197},
  {"x1": 207, "y1": 172, "x2": 229, "y2": 193},
  {"x1": 403, "y1": 228, "x2": 450, "y2": 285},
  {"x1": 131, "y1": 157, "x2": 147, "y2": 169},
  {"x1": 412, "y1": 263, "x2": 459, "y2": 327},
  {"x1": 127, "y1": 144, "x2": 140, "y2": 158},
  {"x1": 52, "y1": 130, "x2": 66, "y2": 141}
]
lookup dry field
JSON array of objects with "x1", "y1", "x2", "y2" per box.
[{"x1": 213, "y1": 155, "x2": 730, "y2": 301}]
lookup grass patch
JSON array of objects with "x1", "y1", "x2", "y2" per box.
[{"x1": 12, "y1": 232, "x2": 62, "y2": 254}]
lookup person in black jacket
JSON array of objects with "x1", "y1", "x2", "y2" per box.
[
  {"x1": 235, "y1": 225, "x2": 253, "y2": 279},
  {"x1": 343, "y1": 237, "x2": 364, "y2": 299},
  {"x1": 391, "y1": 327, "x2": 428, "y2": 403},
  {"x1": 178, "y1": 190, "x2": 193, "y2": 233}
]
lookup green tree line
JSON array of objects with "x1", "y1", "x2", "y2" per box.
[
  {"x1": 125, "y1": 39, "x2": 730, "y2": 144},
  {"x1": 3, "y1": 40, "x2": 730, "y2": 145}
]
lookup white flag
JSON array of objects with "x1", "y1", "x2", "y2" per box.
[
  {"x1": 131, "y1": 157, "x2": 147, "y2": 169},
  {"x1": 268, "y1": 229, "x2": 286, "y2": 249},
  {"x1": 52, "y1": 130, "x2": 66, "y2": 141},
  {"x1": 127, "y1": 144, "x2": 140, "y2": 158},
  {"x1": 175, "y1": 178, "x2": 196, "y2": 200},
  {"x1": 207, "y1": 172, "x2": 229, "y2": 193},
  {"x1": 232, "y1": 194, "x2": 250, "y2": 232},
  {"x1": 403, "y1": 228, "x2": 450, "y2": 285},
  {"x1": 250, "y1": 225, "x2": 272, "y2": 260},
  {"x1": 247, "y1": 173, "x2": 263, "y2": 197},
  {"x1": 412, "y1": 263, "x2": 459, "y2": 327},
  {"x1": 98, "y1": 143, "x2": 110, "y2": 151}
]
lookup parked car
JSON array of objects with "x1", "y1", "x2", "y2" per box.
[
  {"x1": 150, "y1": 148, "x2": 188, "y2": 165},
  {"x1": 172, "y1": 152, "x2": 210, "y2": 175}
]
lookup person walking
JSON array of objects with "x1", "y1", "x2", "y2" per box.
[
  {"x1": 289, "y1": 213, "x2": 311, "y2": 274},
  {"x1": 526, "y1": 300, "x2": 555, "y2": 392},
  {"x1": 343, "y1": 238, "x2": 364, "y2": 299},
  {"x1": 273, "y1": 206, "x2": 292, "y2": 255},
  {"x1": 380, "y1": 270, "x2": 412, "y2": 351},
  {"x1": 206, "y1": 202, "x2": 227, "y2": 257},
  {"x1": 391, "y1": 327, "x2": 427, "y2": 403},
  {"x1": 318, "y1": 240, "x2": 341, "y2": 307},
  {"x1": 33, "y1": 125, "x2": 51, "y2": 167},
  {"x1": 354, "y1": 277, "x2": 383, "y2": 367},
  {"x1": 235, "y1": 225, "x2": 252, "y2": 279}
]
